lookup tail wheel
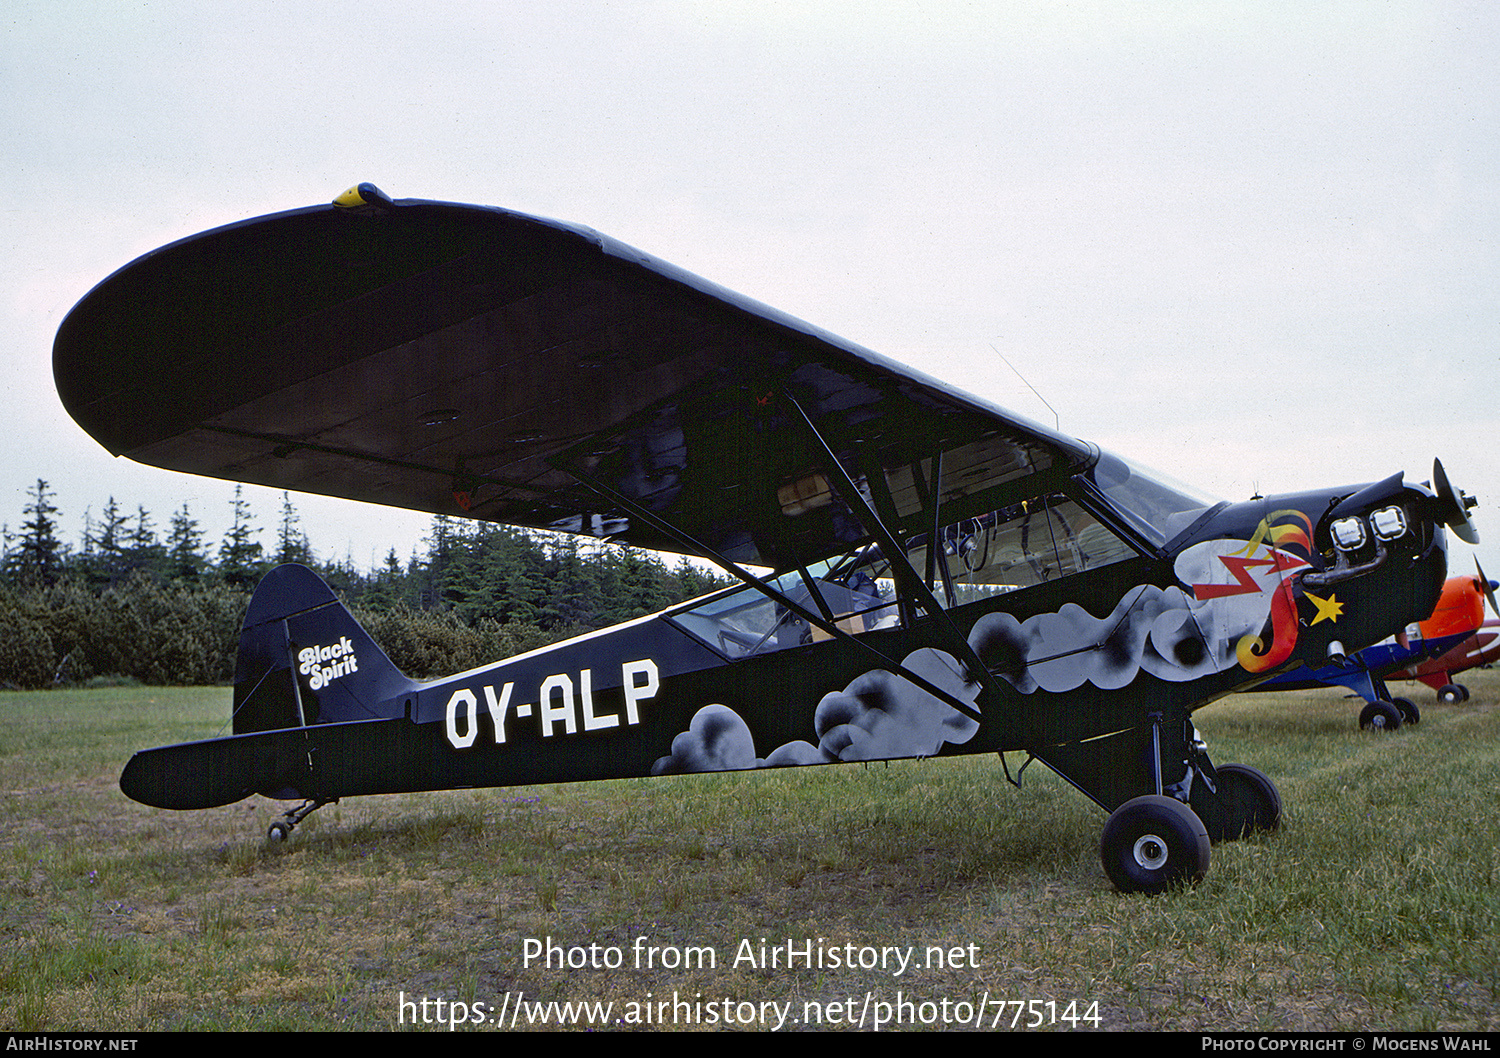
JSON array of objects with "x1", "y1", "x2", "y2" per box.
[
  {"x1": 264, "y1": 797, "x2": 334, "y2": 844},
  {"x1": 1100, "y1": 795, "x2": 1210, "y2": 895},
  {"x1": 1209, "y1": 764, "x2": 1282, "y2": 842},
  {"x1": 1359, "y1": 700, "x2": 1402, "y2": 732}
]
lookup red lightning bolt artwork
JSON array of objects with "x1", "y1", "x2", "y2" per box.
[{"x1": 1183, "y1": 511, "x2": 1315, "y2": 674}]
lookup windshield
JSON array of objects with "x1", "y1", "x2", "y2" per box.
[{"x1": 1088, "y1": 452, "x2": 1222, "y2": 548}]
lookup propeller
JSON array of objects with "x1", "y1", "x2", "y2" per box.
[
  {"x1": 1433, "y1": 459, "x2": 1480, "y2": 545},
  {"x1": 1477, "y1": 558, "x2": 1500, "y2": 620}
]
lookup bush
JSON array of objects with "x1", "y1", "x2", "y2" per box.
[
  {"x1": 352, "y1": 605, "x2": 568, "y2": 680},
  {"x1": 0, "y1": 605, "x2": 55, "y2": 689},
  {"x1": 0, "y1": 575, "x2": 247, "y2": 688},
  {"x1": 0, "y1": 545, "x2": 725, "y2": 689}
]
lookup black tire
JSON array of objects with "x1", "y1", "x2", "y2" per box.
[
  {"x1": 267, "y1": 821, "x2": 291, "y2": 843},
  {"x1": 1100, "y1": 795, "x2": 1211, "y2": 895},
  {"x1": 1437, "y1": 684, "x2": 1466, "y2": 705},
  {"x1": 1209, "y1": 764, "x2": 1282, "y2": 842},
  {"x1": 1359, "y1": 700, "x2": 1402, "y2": 732},
  {"x1": 1392, "y1": 697, "x2": 1420, "y2": 725}
]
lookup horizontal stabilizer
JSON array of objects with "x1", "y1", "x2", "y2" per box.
[
  {"x1": 119, "y1": 716, "x2": 435, "y2": 809},
  {"x1": 119, "y1": 727, "x2": 315, "y2": 809}
]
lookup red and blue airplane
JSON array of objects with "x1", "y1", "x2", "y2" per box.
[{"x1": 1257, "y1": 563, "x2": 1497, "y2": 729}]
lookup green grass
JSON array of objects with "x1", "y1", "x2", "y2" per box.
[{"x1": 1, "y1": 675, "x2": 1497, "y2": 1031}]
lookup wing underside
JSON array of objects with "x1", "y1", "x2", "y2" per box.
[{"x1": 54, "y1": 194, "x2": 1095, "y2": 568}]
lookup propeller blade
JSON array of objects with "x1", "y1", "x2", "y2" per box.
[
  {"x1": 1434, "y1": 459, "x2": 1480, "y2": 545},
  {"x1": 1478, "y1": 558, "x2": 1500, "y2": 620}
]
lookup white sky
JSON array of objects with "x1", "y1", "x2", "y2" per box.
[{"x1": 4, "y1": 1, "x2": 1497, "y2": 581}]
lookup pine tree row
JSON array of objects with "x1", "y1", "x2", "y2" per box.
[{"x1": 0, "y1": 482, "x2": 730, "y2": 689}]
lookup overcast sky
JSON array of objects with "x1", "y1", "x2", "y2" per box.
[{"x1": 5, "y1": 1, "x2": 1497, "y2": 583}]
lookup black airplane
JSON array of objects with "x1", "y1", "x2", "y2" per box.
[{"x1": 52, "y1": 184, "x2": 1479, "y2": 894}]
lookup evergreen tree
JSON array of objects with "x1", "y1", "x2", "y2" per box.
[
  {"x1": 8, "y1": 480, "x2": 65, "y2": 587},
  {"x1": 540, "y1": 535, "x2": 600, "y2": 628},
  {"x1": 596, "y1": 547, "x2": 672, "y2": 626},
  {"x1": 82, "y1": 496, "x2": 130, "y2": 585},
  {"x1": 416, "y1": 515, "x2": 461, "y2": 609},
  {"x1": 672, "y1": 555, "x2": 727, "y2": 601},
  {"x1": 360, "y1": 548, "x2": 408, "y2": 612},
  {"x1": 167, "y1": 503, "x2": 209, "y2": 582},
  {"x1": 476, "y1": 526, "x2": 547, "y2": 626},
  {"x1": 218, "y1": 485, "x2": 264, "y2": 588},
  {"x1": 128, "y1": 505, "x2": 168, "y2": 578},
  {"x1": 275, "y1": 492, "x2": 314, "y2": 566},
  {"x1": 315, "y1": 551, "x2": 365, "y2": 597},
  {"x1": 95, "y1": 496, "x2": 128, "y2": 556},
  {"x1": 77, "y1": 507, "x2": 95, "y2": 562}
]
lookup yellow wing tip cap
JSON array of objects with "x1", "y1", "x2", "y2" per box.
[{"x1": 333, "y1": 182, "x2": 393, "y2": 209}]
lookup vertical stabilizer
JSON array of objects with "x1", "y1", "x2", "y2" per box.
[{"x1": 233, "y1": 564, "x2": 415, "y2": 733}]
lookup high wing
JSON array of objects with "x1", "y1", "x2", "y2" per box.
[{"x1": 53, "y1": 185, "x2": 1096, "y2": 570}]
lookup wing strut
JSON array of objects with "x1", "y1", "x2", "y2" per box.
[
  {"x1": 557, "y1": 462, "x2": 986, "y2": 725},
  {"x1": 914, "y1": 453, "x2": 959, "y2": 610},
  {"x1": 783, "y1": 395, "x2": 1018, "y2": 719}
]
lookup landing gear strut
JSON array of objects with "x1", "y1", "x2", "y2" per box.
[
  {"x1": 266, "y1": 797, "x2": 336, "y2": 843},
  {"x1": 1036, "y1": 715, "x2": 1283, "y2": 894}
]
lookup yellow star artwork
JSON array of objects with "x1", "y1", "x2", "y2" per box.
[{"x1": 1305, "y1": 591, "x2": 1344, "y2": 626}]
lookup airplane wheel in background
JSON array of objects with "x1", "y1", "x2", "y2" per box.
[
  {"x1": 1209, "y1": 764, "x2": 1282, "y2": 842},
  {"x1": 1100, "y1": 795, "x2": 1210, "y2": 895},
  {"x1": 1392, "y1": 697, "x2": 1420, "y2": 725},
  {"x1": 1437, "y1": 684, "x2": 1468, "y2": 704},
  {"x1": 1359, "y1": 700, "x2": 1402, "y2": 732}
]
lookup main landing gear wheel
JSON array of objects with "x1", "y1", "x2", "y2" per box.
[
  {"x1": 1437, "y1": 684, "x2": 1468, "y2": 705},
  {"x1": 1100, "y1": 795, "x2": 1211, "y2": 895},
  {"x1": 1209, "y1": 764, "x2": 1282, "y2": 842},
  {"x1": 1391, "y1": 697, "x2": 1420, "y2": 726},
  {"x1": 1359, "y1": 700, "x2": 1402, "y2": 732}
]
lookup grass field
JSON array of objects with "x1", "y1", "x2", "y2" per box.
[{"x1": 2, "y1": 672, "x2": 1497, "y2": 1032}]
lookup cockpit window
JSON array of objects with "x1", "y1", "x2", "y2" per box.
[
  {"x1": 1088, "y1": 453, "x2": 1222, "y2": 548},
  {"x1": 669, "y1": 491, "x2": 1141, "y2": 658},
  {"x1": 903, "y1": 493, "x2": 1138, "y2": 603},
  {"x1": 668, "y1": 555, "x2": 898, "y2": 659},
  {"x1": 669, "y1": 447, "x2": 1187, "y2": 660}
]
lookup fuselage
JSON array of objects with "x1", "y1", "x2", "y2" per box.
[{"x1": 264, "y1": 474, "x2": 1445, "y2": 802}]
